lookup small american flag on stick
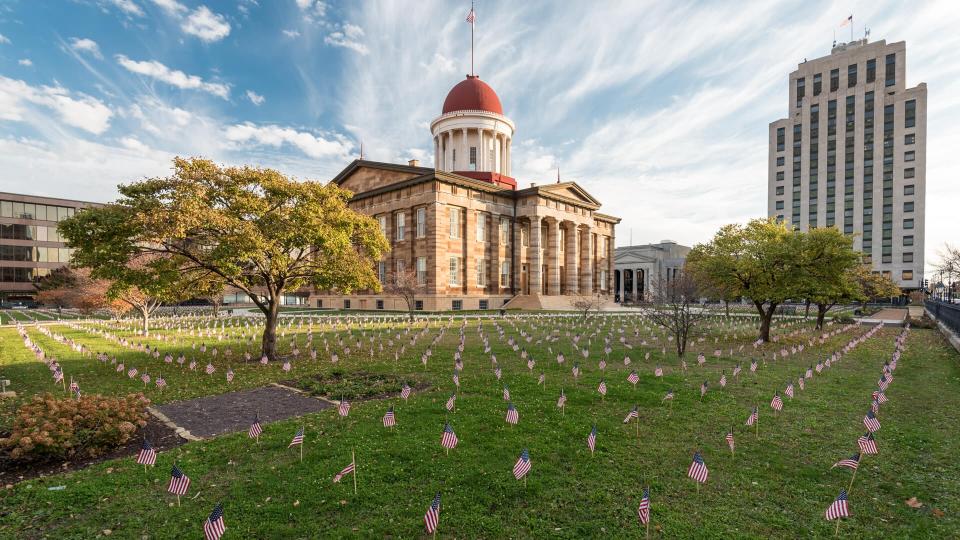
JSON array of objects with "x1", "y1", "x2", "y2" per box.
[
  {"x1": 857, "y1": 432, "x2": 878, "y2": 454},
  {"x1": 831, "y1": 452, "x2": 860, "y2": 470},
  {"x1": 424, "y1": 492, "x2": 441, "y2": 534},
  {"x1": 441, "y1": 422, "x2": 458, "y2": 449},
  {"x1": 136, "y1": 438, "x2": 156, "y2": 466},
  {"x1": 168, "y1": 464, "x2": 191, "y2": 496},
  {"x1": 513, "y1": 449, "x2": 531, "y2": 480},
  {"x1": 637, "y1": 487, "x2": 650, "y2": 525},
  {"x1": 825, "y1": 490, "x2": 850, "y2": 521},
  {"x1": 203, "y1": 502, "x2": 226, "y2": 540},
  {"x1": 687, "y1": 451, "x2": 708, "y2": 484}
]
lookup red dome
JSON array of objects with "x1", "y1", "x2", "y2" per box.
[{"x1": 442, "y1": 75, "x2": 503, "y2": 115}]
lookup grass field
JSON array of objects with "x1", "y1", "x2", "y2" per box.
[{"x1": 0, "y1": 313, "x2": 958, "y2": 539}]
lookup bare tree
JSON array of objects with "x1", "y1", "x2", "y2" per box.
[
  {"x1": 639, "y1": 270, "x2": 708, "y2": 358},
  {"x1": 383, "y1": 268, "x2": 425, "y2": 321},
  {"x1": 570, "y1": 293, "x2": 600, "y2": 321}
]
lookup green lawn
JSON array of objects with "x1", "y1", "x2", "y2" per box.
[{"x1": 1, "y1": 314, "x2": 958, "y2": 538}]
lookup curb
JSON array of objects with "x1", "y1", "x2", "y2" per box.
[{"x1": 147, "y1": 406, "x2": 204, "y2": 442}]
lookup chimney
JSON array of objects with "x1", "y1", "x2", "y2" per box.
[
  {"x1": 530, "y1": 182, "x2": 537, "y2": 187},
  {"x1": 408, "y1": 159, "x2": 420, "y2": 167}
]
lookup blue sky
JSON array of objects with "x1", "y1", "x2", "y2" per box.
[{"x1": 0, "y1": 0, "x2": 958, "y2": 273}]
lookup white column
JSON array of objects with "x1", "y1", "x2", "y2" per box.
[
  {"x1": 506, "y1": 137, "x2": 512, "y2": 176},
  {"x1": 460, "y1": 129, "x2": 468, "y2": 171},
  {"x1": 434, "y1": 136, "x2": 439, "y2": 169},
  {"x1": 498, "y1": 134, "x2": 504, "y2": 174},
  {"x1": 478, "y1": 129, "x2": 485, "y2": 171}
]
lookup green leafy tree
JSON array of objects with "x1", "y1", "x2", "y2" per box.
[
  {"x1": 798, "y1": 227, "x2": 864, "y2": 329},
  {"x1": 59, "y1": 157, "x2": 388, "y2": 359},
  {"x1": 849, "y1": 264, "x2": 901, "y2": 307},
  {"x1": 686, "y1": 218, "x2": 803, "y2": 343}
]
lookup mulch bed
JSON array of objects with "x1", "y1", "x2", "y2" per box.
[
  {"x1": 0, "y1": 413, "x2": 184, "y2": 485},
  {"x1": 154, "y1": 385, "x2": 332, "y2": 439}
]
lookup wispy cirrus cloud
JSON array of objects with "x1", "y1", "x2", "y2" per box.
[{"x1": 116, "y1": 55, "x2": 230, "y2": 98}]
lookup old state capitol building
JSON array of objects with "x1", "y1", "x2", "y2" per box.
[{"x1": 312, "y1": 74, "x2": 619, "y2": 311}]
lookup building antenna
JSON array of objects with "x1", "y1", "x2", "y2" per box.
[
  {"x1": 359, "y1": 139, "x2": 364, "y2": 160},
  {"x1": 556, "y1": 167, "x2": 560, "y2": 183}
]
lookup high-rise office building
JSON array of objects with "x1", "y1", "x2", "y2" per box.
[
  {"x1": 0, "y1": 193, "x2": 100, "y2": 302},
  {"x1": 768, "y1": 38, "x2": 926, "y2": 289}
]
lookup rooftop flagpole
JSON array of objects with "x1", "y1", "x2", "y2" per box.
[{"x1": 466, "y1": 2, "x2": 476, "y2": 76}]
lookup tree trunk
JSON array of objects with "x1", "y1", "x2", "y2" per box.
[
  {"x1": 724, "y1": 300, "x2": 730, "y2": 318},
  {"x1": 804, "y1": 299, "x2": 811, "y2": 318},
  {"x1": 261, "y1": 298, "x2": 280, "y2": 361},
  {"x1": 815, "y1": 303, "x2": 831, "y2": 330},
  {"x1": 140, "y1": 306, "x2": 150, "y2": 336},
  {"x1": 755, "y1": 301, "x2": 776, "y2": 342},
  {"x1": 212, "y1": 301, "x2": 221, "y2": 318}
]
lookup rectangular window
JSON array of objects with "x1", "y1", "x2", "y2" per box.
[
  {"x1": 903, "y1": 201, "x2": 914, "y2": 213},
  {"x1": 476, "y1": 258, "x2": 487, "y2": 287},
  {"x1": 847, "y1": 63, "x2": 857, "y2": 87},
  {"x1": 378, "y1": 215, "x2": 387, "y2": 237},
  {"x1": 416, "y1": 207, "x2": 426, "y2": 238},
  {"x1": 795, "y1": 77, "x2": 805, "y2": 108},
  {"x1": 904, "y1": 133, "x2": 915, "y2": 145},
  {"x1": 599, "y1": 270, "x2": 607, "y2": 291},
  {"x1": 448, "y1": 256, "x2": 460, "y2": 285},
  {"x1": 885, "y1": 53, "x2": 896, "y2": 87},
  {"x1": 500, "y1": 261, "x2": 510, "y2": 287},
  {"x1": 904, "y1": 150, "x2": 915, "y2": 162},
  {"x1": 776, "y1": 200, "x2": 784, "y2": 210},
  {"x1": 904, "y1": 168, "x2": 915, "y2": 179},
  {"x1": 469, "y1": 147, "x2": 477, "y2": 170},
  {"x1": 776, "y1": 186, "x2": 784, "y2": 196},
  {"x1": 344, "y1": 299, "x2": 351, "y2": 309},
  {"x1": 776, "y1": 171, "x2": 784, "y2": 182},
  {"x1": 395, "y1": 212, "x2": 405, "y2": 241},
  {"x1": 376, "y1": 299, "x2": 384, "y2": 310},
  {"x1": 500, "y1": 217, "x2": 510, "y2": 245},
  {"x1": 479, "y1": 299, "x2": 489, "y2": 310},
  {"x1": 866, "y1": 59, "x2": 876, "y2": 83},
  {"x1": 395, "y1": 258, "x2": 406, "y2": 276},
  {"x1": 830, "y1": 68, "x2": 839, "y2": 92},
  {"x1": 903, "y1": 235, "x2": 914, "y2": 246},
  {"x1": 415, "y1": 300, "x2": 424, "y2": 311},
  {"x1": 377, "y1": 261, "x2": 386, "y2": 283},
  {"x1": 0, "y1": 201, "x2": 10, "y2": 218},
  {"x1": 905, "y1": 99, "x2": 916, "y2": 128},
  {"x1": 813, "y1": 73, "x2": 822, "y2": 95},
  {"x1": 904, "y1": 184, "x2": 915, "y2": 196},
  {"x1": 903, "y1": 218, "x2": 914, "y2": 229},
  {"x1": 449, "y1": 207, "x2": 462, "y2": 238},
  {"x1": 416, "y1": 256, "x2": 427, "y2": 286},
  {"x1": 452, "y1": 299, "x2": 463, "y2": 311},
  {"x1": 902, "y1": 270, "x2": 914, "y2": 280},
  {"x1": 903, "y1": 252, "x2": 914, "y2": 263},
  {"x1": 476, "y1": 212, "x2": 486, "y2": 242},
  {"x1": 776, "y1": 127, "x2": 785, "y2": 152}
]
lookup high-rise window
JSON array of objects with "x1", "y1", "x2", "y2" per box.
[
  {"x1": 904, "y1": 201, "x2": 914, "y2": 213},
  {"x1": 905, "y1": 133, "x2": 915, "y2": 145},
  {"x1": 903, "y1": 252, "x2": 913, "y2": 263},
  {"x1": 847, "y1": 64, "x2": 857, "y2": 87},
  {"x1": 776, "y1": 127, "x2": 785, "y2": 151},
  {"x1": 862, "y1": 92, "x2": 875, "y2": 253},
  {"x1": 903, "y1": 235, "x2": 914, "y2": 246},
  {"x1": 449, "y1": 207, "x2": 462, "y2": 238},
  {"x1": 903, "y1": 218, "x2": 914, "y2": 229},
  {"x1": 796, "y1": 77, "x2": 805, "y2": 108},
  {"x1": 904, "y1": 150, "x2": 915, "y2": 162},
  {"x1": 813, "y1": 73, "x2": 822, "y2": 95},
  {"x1": 885, "y1": 53, "x2": 896, "y2": 87},
  {"x1": 866, "y1": 59, "x2": 876, "y2": 83},
  {"x1": 843, "y1": 95, "x2": 855, "y2": 235},
  {"x1": 776, "y1": 186, "x2": 784, "y2": 196},
  {"x1": 830, "y1": 68, "x2": 839, "y2": 92},
  {"x1": 905, "y1": 99, "x2": 916, "y2": 128},
  {"x1": 904, "y1": 185, "x2": 915, "y2": 196},
  {"x1": 826, "y1": 99, "x2": 837, "y2": 226},
  {"x1": 809, "y1": 103, "x2": 820, "y2": 227}
]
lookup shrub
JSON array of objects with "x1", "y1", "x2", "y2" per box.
[
  {"x1": 291, "y1": 370, "x2": 412, "y2": 400},
  {"x1": 0, "y1": 393, "x2": 149, "y2": 462}
]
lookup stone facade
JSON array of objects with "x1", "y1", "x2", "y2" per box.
[
  {"x1": 309, "y1": 161, "x2": 618, "y2": 311},
  {"x1": 613, "y1": 241, "x2": 691, "y2": 303}
]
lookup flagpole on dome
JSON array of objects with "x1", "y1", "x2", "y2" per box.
[{"x1": 466, "y1": 1, "x2": 476, "y2": 76}]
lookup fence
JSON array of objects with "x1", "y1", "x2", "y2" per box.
[{"x1": 925, "y1": 299, "x2": 960, "y2": 336}]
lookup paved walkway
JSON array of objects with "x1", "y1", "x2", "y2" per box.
[
  {"x1": 868, "y1": 308, "x2": 908, "y2": 322},
  {"x1": 153, "y1": 385, "x2": 331, "y2": 439}
]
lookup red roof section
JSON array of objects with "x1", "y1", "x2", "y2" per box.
[
  {"x1": 452, "y1": 171, "x2": 516, "y2": 190},
  {"x1": 442, "y1": 75, "x2": 503, "y2": 115}
]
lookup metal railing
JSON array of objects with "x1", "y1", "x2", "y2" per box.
[{"x1": 926, "y1": 299, "x2": 960, "y2": 335}]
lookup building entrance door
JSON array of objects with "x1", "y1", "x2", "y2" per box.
[{"x1": 521, "y1": 264, "x2": 529, "y2": 294}]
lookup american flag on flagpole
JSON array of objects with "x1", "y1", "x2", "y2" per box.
[
  {"x1": 745, "y1": 406, "x2": 758, "y2": 426},
  {"x1": 825, "y1": 490, "x2": 850, "y2": 520},
  {"x1": 831, "y1": 452, "x2": 861, "y2": 470},
  {"x1": 503, "y1": 385, "x2": 511, "y2": 401},
  {"x1": 338, "y1": 398, "x2": 351, "y2": 417},
  {"x1": 687, "y1": 451, "x2": 708, "y2": 483},
  {"x1": 770, "y1": 392, "x2": 783, "y2": 411},
  {"x1": 333, "y1": 460, "x2": 356, "y2": 483},
  {"x1": 288, "y1": 426, "x2": 304, "y2": 447},
  {"x1": 623, "y1": 405, "x2": 639, "y2": 423},
  {"x1": 662, "y1": 389, "x2": 674, "y2": 402},
  {"x1": 441, "y1": 422, "x2": 458, "y2": 449},
  {"x1": 863, "y1": 409, "x2": 881, "y2": 432},
  {"x1": 637, "y1": 487, "x2": 650, "y2": 524},
  {"x1": 627, "y1": 371, "x2": 639, "y2": 385},
  {"x1": 203, "y1": 502, "x2": 226, "y2": 540},
  {"x1": 597, "y1": 379, "x2": 607, "y2": 396},
  {"x1": 424, "y1": 492, "x2": 441, "y2": 534},
  {"x1": 587, "y1": 425, "x2": 597, "y2": 452},
  {"x1": 446, "y1": 392, "x2": 456, "y2": 411},
  {"x1": 383, "y1": 406, "x2": 396, "y2": 427},
  {"x1": 168, "y1": 464, "x2": 191, "y2": 495},
  {"x1": 465, "y1": 6, "x2": 476, "y2": 23},
  {"x1": 136, "y1": 438, "x2": 157, "y2": 466},
  {"x1": 249, "y1": 415, "x2": 262, "y2": 439},
  {"x1": 857, "y1": 432, "x2": 878, "y2": 454},
  {"x1": 557, "y1": 390, "x2": 567, "y2": 408},
  {"x1": 725, "y1": 430, "x2": 735, "y2": 452},
  {"x1": 505, "y1": 402, "x2": 519, "y2": 424},
  {"x1": 400, "y1": 383, "x2": 412, "y2": 400},
  {"x1": 513, "y1": 448, "x2": 531, "y2": 480}
]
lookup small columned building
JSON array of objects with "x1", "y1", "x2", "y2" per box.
[
  {"x1": 310, "y1": 73, "x2": 619, "y2": 311},
  {"x1": 613, "y1": 240, "x2": 691, "y2": 304}
]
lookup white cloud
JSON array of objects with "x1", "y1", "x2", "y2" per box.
[
  {"x1": 105, "y1": 0, "x2": 144, "y2": 17},
  {"x1": 119, "y1": 136, "x2": 150, "y2": 153},
  {"x1": 116, "y1": 55, "x2": 230, "y2": 98},
  {"x1": 181, "y1": 6, "x2": 231, "y2": 43},
  {"x1": 18, "y1": 59, "x2": 32, "y2": 66},
  {"x1": 223, "y1": 122, "x2": 351, "y2": 159},
  {"x1": 69, "y1": 37, "x2": 103, "y2": 59},
  {"x1": 0, "y1": 34, "x2": 10, "y2": 45},
  {"x1": 150, "y1": 0, "x2": 187, "y2": 16},
  {"x1": 245, "y1": 90, "x2": 265, "y2": 106},
  {"x1": 282, "y1": 29, "x2": 301, "y2": 38},
  {"x1": 0, "y1": 76, "x2": 113, "y2": 134},
  {"x1": 324, "y1": 23, "x2": 368, "y2": 55}
]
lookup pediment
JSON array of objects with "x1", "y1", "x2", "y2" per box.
[
  {"x1": 539, "y1": 182, "x2": 601, "y2": 206},
  {"x1": 331, "y1": 160, "x2": 434, "y2": 195}
]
